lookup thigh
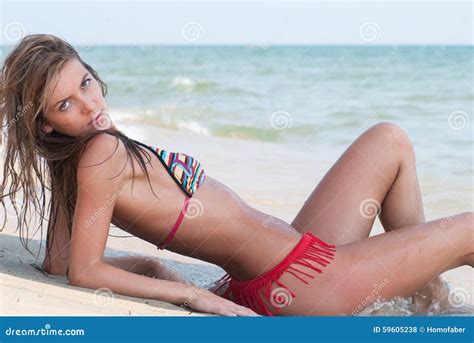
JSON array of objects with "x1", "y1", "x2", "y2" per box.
[
  {"x1": 291, "y1": 122, "x2": 409, "y2": 245},
  {"x1": 278, "y1": 215, "x2": 470, "y2": 316}
]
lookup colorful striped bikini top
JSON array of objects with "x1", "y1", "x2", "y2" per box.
[{"x1": 133, "y1": 139, "x2": 206, "y2": 197}]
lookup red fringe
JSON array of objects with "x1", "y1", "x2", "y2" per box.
[{"x1": 211, "y1": 233, "x2": 336, "y2": 316}]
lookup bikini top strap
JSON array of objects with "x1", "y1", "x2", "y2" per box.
[{"x1": 157, "y1": 196, "x2": 191, "y2": 250}]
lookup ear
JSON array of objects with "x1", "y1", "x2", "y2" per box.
[
  {"x1": 42, "y1": 124, "x2": 53, "y2": 133},
  {"x1": 41, "y1": 117, "x2": 53, "y2": 133}
]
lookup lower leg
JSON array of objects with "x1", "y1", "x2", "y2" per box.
[
  {"x1": 378, "y1": 150, "x2": 425, "y2": 231},
  {"x1": 373, "y1": 132, "x2": 449, "y2": 310}
]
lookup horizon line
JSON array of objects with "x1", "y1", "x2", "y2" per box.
[{"x1": 1, "y1": 43, "x2": 473, "y2": 48}]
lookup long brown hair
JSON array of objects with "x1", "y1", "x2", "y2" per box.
[{"x1": 0, "y1": 34, "x2": 157, "y2": 270}]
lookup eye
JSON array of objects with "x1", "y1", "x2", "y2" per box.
[
  {"x1": 59, "y1": 100, "x2": 70, "y2": 111},
  {"x1": 81, "y1": 78, "x2": 92, "y2": 88},
  {"x1": 58, "y1": 78, "x2": 92, "y2": 112}
]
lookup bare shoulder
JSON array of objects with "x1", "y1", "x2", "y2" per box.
[{"x1": 77, "y1": 133, "x2": 131, "y2": 181}]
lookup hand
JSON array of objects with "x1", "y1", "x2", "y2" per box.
[{"x1": 185, "y1": 287, "x2": 261, "y2": 316}]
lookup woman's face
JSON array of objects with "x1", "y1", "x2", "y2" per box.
[{"x1": 42, "y1": 58, "x2": 115, "y2": 137}]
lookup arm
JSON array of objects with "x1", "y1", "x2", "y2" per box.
[
  {"x1": 103, "y1": 255, "x2": 192, "y2": 284},
  {"x1": 67, "y1": 134, "x2": 256, "y2": 316},
  {"x1": 42, "y1": 202, "x2": 70, "y2": 276},
  {"x1": 41, "y1": 196, "x2": 187, "y2": 283},
  {"x1": 42, "y1": 212, "x2": 188, "y2": 284}
]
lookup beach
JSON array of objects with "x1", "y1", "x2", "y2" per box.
[
  {"x1": 1, "y1": 121, "x2": 473, "y2": 316},
  {"x1": 0, "y1": 45, "x2": 472, "y2": 316}
]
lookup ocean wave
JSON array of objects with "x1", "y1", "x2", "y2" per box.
[
  {"x1": 169, "y1": 76, "x2": 262, "y2": 97},
  {"x1": 214, "y1": 123, "x2": 318, "y2": 142},
  {"x1": 170, "y1": 76, "x2": 216, "y2": 92},
  {"x1": 214, "y1": 125, "x2": 281, "y2": 141},
  {"x1": 404, "y1": 94, "x2": 473, "y2": 103},
  {"x1": 177, "y1": 120, "x2": 210, "y2": 136},
  {"x1": 171, "y1": 76, "x2": 196, "y2": 87},
  {"x1": 222, "y1": 87, "x2": 262, "y2": 97},
  {"x1": 112, "y1": 107, "x2": 319, "y2": 142}
]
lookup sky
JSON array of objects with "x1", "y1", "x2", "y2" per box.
[{"x1": 1, "y1": 1, "x2": 472, "y2": 46}]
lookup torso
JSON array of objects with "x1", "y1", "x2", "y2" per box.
[{"x1": 110, "y1": 141, "x2": 302, "y2": 281}]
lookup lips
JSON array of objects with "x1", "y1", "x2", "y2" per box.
[{"x1": 88, "y1": 111, "x2": 103, "y2": 126}]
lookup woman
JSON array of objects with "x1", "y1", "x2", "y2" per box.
[{"x1": 1, "y1": 34, "x2": 472, "y2": 317}]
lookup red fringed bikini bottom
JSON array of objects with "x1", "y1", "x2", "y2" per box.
[{"x1": 211, "y1": 233, "x2": 336, "y2": 316}]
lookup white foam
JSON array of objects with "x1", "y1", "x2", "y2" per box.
[
  {"x1": 171, "y1": 76, "x2": 196, "y2": 88},
  {"x1": 177, "y1": 120, "x2": 210, "y2": 136}
]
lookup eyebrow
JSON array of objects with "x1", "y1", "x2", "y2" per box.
[{"x1": 52, "y1": 73, "x2": 89, "y2": 109}]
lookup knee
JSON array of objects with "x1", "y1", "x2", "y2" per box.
[
  {"x1": 458, "y1": 212, "x2": 474, "y2": 255},
  {"x1": 443, "y1": 212, "x2": 474, "y2": 246},
  {"x1": 369, "y1": 121, "x2": 414, "y2": 156}
]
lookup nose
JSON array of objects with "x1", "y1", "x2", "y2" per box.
[{"x1": 81, "y1": 95, "x2": 96, "y2": 114}]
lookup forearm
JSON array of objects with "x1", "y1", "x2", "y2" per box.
[
  {"x1": 102, "y1": 255, "x2": 153, "y2": 276},
  {"x1": 102, "y1": 255, "x2": 191, "y2": 284},
  {"x1": 69, "y1": 261, "x2": 195, "y2": 306},
  {"x1": 43, "y1": 255, "x2": 142, "y2": 277}
]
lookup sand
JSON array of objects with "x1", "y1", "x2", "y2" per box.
[{"x1": 1, "y1": 122, "x2": 472, "y2": 316}]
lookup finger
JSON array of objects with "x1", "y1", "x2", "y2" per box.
[
  {"x1": 247, "y1": 310, "x2": 261, "y2": 316},
  {"x1": 245, "y1": 311, "x2": 261, "y2": 316},
  {"x1": 239, "y1": 306, "x2": 259, "y2": 316},
  {"x1": 235, "y1": 306, "x2": 260, "y2": 316},
  {"x1": 216, "y1": 306, "x2": 238, "y2": 317},
  {"x1": 220, "y1": 311, "x2": 237, "y2": 317}
]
